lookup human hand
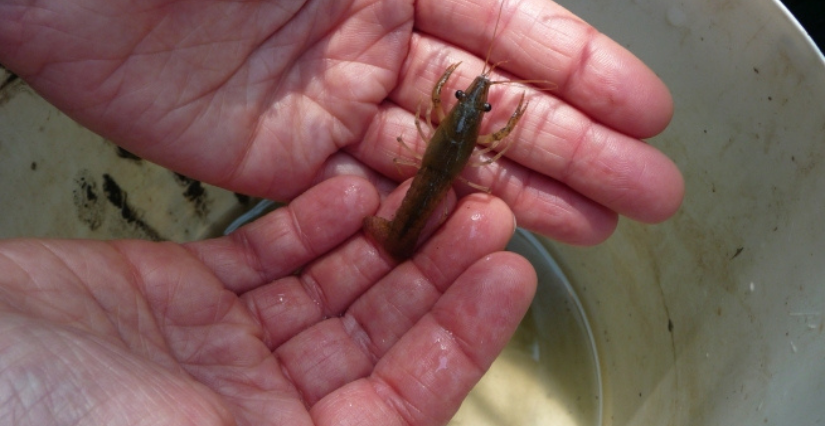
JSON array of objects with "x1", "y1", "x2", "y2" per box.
[
  {"x1": 0, "y1": 176, "x2": 537, "y2": 426},
  {"x1": 0, "y1": 0, "x2": 683, "y2": 246}
]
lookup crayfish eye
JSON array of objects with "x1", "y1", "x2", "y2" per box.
[
  {"x1": 455, "y1": 90, "x2": 465, "y2": 100},
  {"x1": 483, "y1": 103, "x2": 492, "y2": 112}
]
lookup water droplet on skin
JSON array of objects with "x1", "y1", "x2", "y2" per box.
[{"x1": 436, "y1": 356, "x2": 449, "y2": 372}]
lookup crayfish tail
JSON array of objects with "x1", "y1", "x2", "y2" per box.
[{"x1": 363, "y1": 215, "x2": 414, "y2": 262}]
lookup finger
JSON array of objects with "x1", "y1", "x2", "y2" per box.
[
  {"x1": 185, "y1": 175, "x2": 379, "y2": 293},
  {"x1": 312, "y1": 151, "x2": 399, "y2": 200},
  {"x1": 345, "y1": 101, "x2": 423, "y2": 183},
  {"x1": 497, "y1": 104, "x2": 685, "y2": 224},
  {"x1": 415, "y1": 0, "x2": 673, "y2": 137},
  {"x1": 240, "y1": 177, "x2": 455, "y2": 350},
  {"x1": 310, "y1": 251, "x2": 538, "y2": 426},
  {"x1": 346, "y1": 193, "x2": 518, "y2": 357},
  {"x1": 459, "y1": 155, "x2": 619, "y2": 244},
  {"x1": 272, "y1": 194, "x2": 517, "y2": 407}
]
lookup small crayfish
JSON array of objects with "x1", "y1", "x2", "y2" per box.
[{"x1": 364, "y1": 6, "x2": 530, "y2": 261}]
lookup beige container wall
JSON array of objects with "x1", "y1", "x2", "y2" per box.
[
  {"x1": 0, "y1": 71, "x2": 253, "y2": 241},
  {"x1": 544, "y1": 0, "x2": 825, "y2": 424}
]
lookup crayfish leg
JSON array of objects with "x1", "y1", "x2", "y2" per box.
[
  {"x1": 472, "y1": 93, "x2": 528, "y2": 166},
  {"x1": 393, "y1": 135, "x2": 422, "y2": 176},
  {"x1": 457, "y1": 175, "x2": 492, "y2": 193}
]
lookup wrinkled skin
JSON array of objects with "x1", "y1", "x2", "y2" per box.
[{"x1": 0, "y1": 0, "x2": 683, "y2": 425}]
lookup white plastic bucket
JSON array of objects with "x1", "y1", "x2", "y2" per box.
[{"x1": 452, "y1": 0, "x2": 825, "y2": 424}]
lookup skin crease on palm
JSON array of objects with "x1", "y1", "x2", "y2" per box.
[{"x1": 0, "y1": 0, "x2": 684, "y2": 425}]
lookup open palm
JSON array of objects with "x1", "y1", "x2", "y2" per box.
[
  {"x1": 2, "y1": 0, "x2": 409, "y2": 199},
  {"x1": 0, "y1": 176, "x2": 536, "y2": 426},
  {"x1": 1, "y1": 0, "x2": 682, "y2": 244}
]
